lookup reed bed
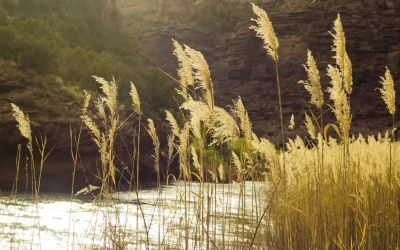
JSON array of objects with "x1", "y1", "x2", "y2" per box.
[{"x1": 7, "y1": 3, "x2": 399, "y2": 249}]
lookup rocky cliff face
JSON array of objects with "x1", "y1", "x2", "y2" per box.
[{"x1": 121, "y1": 0, "x2": 400, "y2": 144}]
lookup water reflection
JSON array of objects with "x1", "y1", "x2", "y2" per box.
[{"x1": 0, "y1": 181, "x2": 268, "y2": 249}]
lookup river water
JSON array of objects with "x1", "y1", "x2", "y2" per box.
[{"x1": 0, "y1": 181, "x2": 269, "y2": 250}]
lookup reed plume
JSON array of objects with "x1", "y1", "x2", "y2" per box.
[
  {"x1": 233, "y1": 96, "x2": 252, "y2": 141},
  {"x1": 190, "y1": 117, "x2": 202, "y2": 142},
  {"x1": 251, "y1": 134, "x2": 276, "y2": 163},
  {"x1": 181, "y1": 95, "x2": 238, "y2": 145},
  {"x1": 343, "y1": 52, "x2": 352, "y2": 94},
  {"x1": 80, "y1": 115, "x2": 101, "y2": 147},
  {"x1": 330, "y1": 14, "x2": 346, "y2": 71},
  {"x1": 191, "y1": 146, "x2": 202, "y2": 178},
  {"x1": 326, "y1": 64, "x2": 351, "y2": 141},
  {"x1": 249, "y1": 3, "x2": 279, "y2": 62},
  {"x1": 330, "y1": 14, "x2": 352, "y2": 94},
  {"x1": 173, "y1": 40, "x2": 194, "y2": 101},
  {"x1": 210, "y1": 107, "x2": 239, "y2": 145},
  {"x1": 181, "y1": 97, "x2": 211, "y2": 124},
  {"x1": 81, "y1": 76, "x2": 120, "y2": 187},
  {"x1": 378, "y1": 67, "x2": 395, "y2": 116},
  {"x1": 82, "y1": 90, "x2": 91, "y2": 114},
  {"x1": 93, "y1": 76, "x2": 118, "y2": 118},
  {"x1": 94, "y1": 97, "x2": 106, "y2": 120},
  {"x1": 298, "y1": 49, "x2": 324, "y2": 109},
  {"x1": 250, "y1": 3, "x2": 285, "y2": 156},
  {"x1": 167, "y1": 134, "x2": 174, "y2": 164},
  {"x1": 10, "y1": 103, "x2": 32, "y2": 151},
  {"x1": 147, "y1": 118, "x2": 160, "y2": 172},
  {"x1": 178, "y1": 123, "x2": 190, "y2": 179},
  {"x1": 288, "y1": 114, "x2": 295, "y2": 130},
  {"x1": 130, "y1": 81, "x2": 141, "y2": 115},
  {"x1": 304, "y1": 112, "x2": 316, "y2": 140},
  {"x1": 165, "y1": 110, "x2": 181, "y2": 138},
  {"x1": 184, "y1": 45, "x2": 214, "y2": 109}
]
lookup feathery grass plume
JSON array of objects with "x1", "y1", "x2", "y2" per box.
[
  {"x1": 343, "y1": 53, "x2": 353, "y2": 94},
  {"x1": 218, "y1": 164, "x2": 225, "y2": 182},
  {"x1": 165, "y1": 110, "x2": 181, "y2": 138},
  {"x1": 147, "y1": 118, "x2": 160, "y2": 172},
  {"x1": 329, "y1": 14, "x2": 352, "y2": 94},
  {"x1": 178, "y1": 123, "x2": 190, "y2": 179},
  {"x1": 10, "y1": 103, "x2": 32, "y2": 150},
  {"x1": 181, "y1": 97, "x2": 211, "y2": 122},
  {"x1": 190, "y1": 117, "x2": 202, "y2": 141},
  {"x1": 191, "y1": 146, "x2": 202, "y2": 176},
  {"x1": 94, "y1": 97, "x2": 106, "y2": 120},
  {"x1": 181, "y1": 97, "x2": 212, "y2": 141},
  {"x1": 167, "y1": 134, "x2": 174, "y2": 163},
  {"x1": 378, "y1": 67, "x2": 396, "y2": 116},
  {"x1": 250, "y1": 3, "x2": 279, "y2": 61},
  {"x1": 210, "y1": 107, "x2": 239, "y2": 145},
  {"x1": 232, "y1": 151, "x2": 242, "y2": 176},
  {"x1": 298, "y1": 49, "x2": 324, "y2": 109},
  {"x1": 251, "y1": 133, "x2": 276, "y2": 163},
  {"x1": 130, "y1": 82, "x2": 141, "y2": 115},
  {"x1": 233, "y1": 96, "x2": 252, "y2": 141},
  {"x1": 81, "y1": 115, "x2": 101, "y2": 148},
  {"x1": 82, "y1": 90, "x2": 91, "y2": 114},
  {"x1": 288, "y1": 114, "x2": 295, "y2": 129},
  {"x1": 181, "y1": 98, "x2": 236, "y2": 144},
  {"x1": 98, "y1": 132, "x2": 109, "y2": 177},
  {"x1": 173, "y1": 39, "x2": 194, "y2": 101},
  {"x1": 108, "y1": 116, "x2": 118, "y2": 143},
  {"x1": 93, "y1": 76, "x2": 118, "y2": 117},
  {"x1": 184, "y1": 44, "x2": 214, "y2": 109},
  {"x1": 326, "y1": 64, "x2": 351, "y2": 139},
  {"x1": 330, "y1": 14, "x2": 345, "y2": 68},
  {"x1": 304, "y1": 112, "x2": 316, "y2": 140}
]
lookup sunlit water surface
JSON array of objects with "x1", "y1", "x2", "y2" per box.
[{"x1": 0, "y1": 181, "x2": 268, "y2": 249}]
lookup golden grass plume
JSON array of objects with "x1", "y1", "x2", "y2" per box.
[
  {"x1": 326, "y1": 64, "x2": 351, "y2": 140},
  {"x1": 10, "y1": 103, "x2": 32, "y2": 151},
  {"x1": 147, "y1": 118, "x2": 160, "y2": 172},
  {"x1": 330, "y1": 14, "x2": 352, "y2": 94},
  {"x1": 378, "y1": 67, "x2": 396, "y2": 116},
  {"x1": 130, "y1": 81, "x2": 141, "y2": 115},
  {"x1": 304, "y1": 112, "x2": 316, "y2": 140},
  {"x1": 184, "y1": 45, "x2": 214, "y2": 109},
  {"x1": 250, "y1": 3, "x2": 279, "y2": 62},
  {"x1": 173, "y1": 39, "x2": 194, "y2": 101},
  {"x1": 233, "y1": 96, "x2": 252, "y2": 141},
  {"x1": 298, "y1": 49, "x2": 324, "y2": 109},
  {"x1": 288, "y1": 114, "x2": 295, "y2": 130}
]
